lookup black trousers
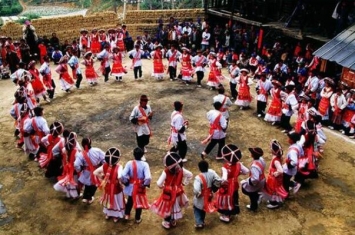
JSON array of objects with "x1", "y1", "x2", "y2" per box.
[
  {"x1": 48, "y1": 80, "x2": 56, "y2": 99},
  {"x1": 257, "y1": 100, "x2": 267, "y2": 116},
  {"x1": 241, "y1": 187, "x2": 259, "y2": 211},
  {"x1": 282, "y1": 173, "x2": 294, "y2": 194},
  {"x1": 104, "y1": 67, "x2": 111, "y2": 81},
  {"x1": 125, "y1": 196, "x2": 142, "y2": 220},
  {"x1": 196, "y1": 71, "x2": 204, "y2": 85},
  {"x1": 218, "y1": 191, "x2": 240, "y2": 215},
  {"x1": 280, "y1": 114, "x2": 292, "y2": 131},
  {"x1": 204, "y1": 138, "x2": 225, "y2": 158},
  {"x1": 169, "y1": 66, "x2": 177, "y2": 79},
  {"x1": 76, "y1": 73, "x2": 83, "y2": 88},
  {"x1": 136, "y1": 134, "x2": 150, "y2": 149},
  {"x1": 133, "y1": 66, "x2": 142, "y2": 79},
  {"x1": 170, "y1": 140, "x2": 187, "y2": 159},
  {"x1": 83, "y1": 185, "x2": 97, "y2": 200},
  {"x1": 230, "y1": 82, "x2": 237, "y2": 100}
]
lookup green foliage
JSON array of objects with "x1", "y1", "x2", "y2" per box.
[
  {"x1": 140, "y1": 0, "x2": 202, "y2": 10},
  {"x1": 15, "y1": 13, "x2": 41, "y2": 24},
  {"x1": 0, "y1": 0, "x2": 23, "y2": 16}
]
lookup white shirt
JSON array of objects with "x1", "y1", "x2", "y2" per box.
[
  {"x1": 305, "y1": 76, "x2": 319, "y2": 92},
  {"x1": 128, "y1": 49, "x2": 144, "y2": 67},
  {"x1": 192, "y1": 55, "x2": 208, "y2": 72},
  {"x1": 201, "y1": 32, "x2": 211, "y2": 45},
  {"x1": 206, "y1": 109, "x2": 227, "y2": 139},
  {"x1": 166, "y1": 49, "x2": 182, "y2": 67},
  {"x1": 24, "y1": 116, "x2": 50, "y2": 144},
  {"x1": 170, "y1": 111, "x2": 186, "y2": 144},
  {"x1": 96, "y1": 49, "x2": 110, "y2": 68},
  {"x1": 129, "y1": 105, "x2": 152, "y2": 136},
  {"x1": 256, "y1": 79, "x2": 272, "y2": 102},
  {"x1": 283, "y1": 142, "x2": 304, "y2": 176},
  {"x1": 213, "y1": 94, "x2": 232, "y2": 119},
  {"x1": 330, "y1": 93, "x2": 348, "y2": 111},
  {"x1": 39, "y1": 62, "x2": 51, "y2": 75},
  {"x1": 282, "y1": 92, "x2": 298, "y2": 116},
  {"x1": 229, "y1": 65, "x2": 240, "y2": 84},
  {"x1": 157, "y1": 167, "x2": 193, "y2": 187}
]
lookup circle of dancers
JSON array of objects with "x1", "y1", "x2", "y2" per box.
[{"x1": 8, "y1": 26, "x2": 355, "y2": 230}]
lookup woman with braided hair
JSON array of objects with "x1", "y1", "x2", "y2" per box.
[
  {"x1": 94, "y1": 147, "x2": 125, "y2": 222},
  {"x1": 150, "y1": 151, "x2": 193, "y2": 229},
  {"x1": 216, "y1": 144, "x2": 249, "y2": 223},
  {"x1": 39, "y1": 121, "x2": 64, "y2": 168},
  {"x1": 53, "y1": 132, "x2": 80, "y2": 199},
  {"x1": 262, "y1": 140, "x2": 288, "y2": 209},
  {"x1": 74, "y1": 138, "x2": 105, "y2": 204}
]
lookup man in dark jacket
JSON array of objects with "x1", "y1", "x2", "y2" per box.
[{"x1": 5, "y1": 45, "x2": 20, "y2": 73}]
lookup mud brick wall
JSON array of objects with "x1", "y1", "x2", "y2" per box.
[
  {"x1": 0, "y1": 11, "x2": 121, "y2": 42},
  {"x1": 0, "y1": 9, "x2": 205, "y2": 42},
  {"x1": 124, "y1": 9, "x2": 205, "y2": 38}
]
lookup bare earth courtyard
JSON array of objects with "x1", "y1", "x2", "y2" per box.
[{"x1": 0, "y1": 58, "x2": 355, "y2": 235}]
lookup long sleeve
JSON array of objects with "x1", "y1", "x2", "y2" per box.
[
  {"x1": 156, "y1": 171, "x2": 167, "y2": 188},
  {"x1": 143, "y1": 162, "x2": 151, "y2": 186},
  {"x1": 93, "y1": 165, "x2": 104, "y2": 179},
  {"x1": 182, "y1": 168, "x2": 193, "y2": 185}
]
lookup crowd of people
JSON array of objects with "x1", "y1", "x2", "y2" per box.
[{"x1": 3, "y1": 15, "x2": 355, "y2": 230}]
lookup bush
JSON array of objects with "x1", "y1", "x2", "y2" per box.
[
  {"x1": 0, "y1": 1, "x2": 23, "y2": 16},
  {"x1": 16, "y1": 13, "x2": 41, "y2": 24}
]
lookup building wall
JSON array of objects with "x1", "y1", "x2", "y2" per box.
[{"x1": 0, "y1": 9, "x2": 205, "y2": 42}]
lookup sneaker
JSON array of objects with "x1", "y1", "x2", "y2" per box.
[
  {"x1": 246, "y1": 205, "x2": 251, "y2": 210},
  {"x1": 105, "y1": 215, "x2": 110, "y2": 220},
  {"x1": 197, "y1": 85, "x2": 202, "y2": 88},
  {"x1": 215, "y1": 156, "x2": 224, "y2": 160},
  {"x1": 257, "y1": 114, "x2": 262, "y2": 117},
  {"x1": 219, "y1": 215, "x2": 230, "y2": 222},
  {"x1": 293, "y1": 183, "x2": 301, "y2": 194},
  {"x1": 161, "y1": 221, "x2": 170, "y2": 229},
  {"x1": 194, "y1": 224, "x2": 204, "y2": 229},
  {"x1": 113, "y1": 218, "x2": 119, "y2": 223},
  {"x1": 240, "y1": 107, "x2": 243, "y2": 110},
  {"x1": 281, "y1": 130, "x2": 288, "y2": 133},
  {"x1": 200, "y1": 152, "x2": 206, "y2": 160},
  {"x1": 271, "y1": 122, "x2": 276, "y2": 126},
  {"x1": 341, "y1": 130, "x2": 345, "y2": 134},
  {"x1": 135, "y1": 218, "x2": 142, "y2": 224},
  {"x1": 170, "y1": 79, "x2": 173, "y2": 81},
  {"x1": 267, "y1": 204, "x2": 280, "y2": 209},
  {"x1": 350, "y1": 135, "x2": 355, "y2": 139},
  {"x1": 328, "y1": 126, "x2": 334, "y2": 130},
  {"x1": 141, "y1": 156, "x2": 147, "y2": 161},
  {"x1": 82, "y1": 199, "x2": 88, "y2": 203},
  {"x1": 182, "y1": 158, "x2": 188, "y2": 162},
  {"x1": 88, "y1": 196, "x2": 95, "y2": 204},
  {"x1": 144, "y1": 147, "x2": 147, "y2": 153},
  {"x1": 124, "y1": 215, "x2": 130, "y2": 220}
]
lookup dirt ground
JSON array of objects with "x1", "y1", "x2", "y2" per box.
[{"x1": 0, "y1": 57, "x2": 355, "y2": 235}]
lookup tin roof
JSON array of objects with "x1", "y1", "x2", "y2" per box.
[{"x1": 314, "y1": 24, "x2": 355, "y2": 70}]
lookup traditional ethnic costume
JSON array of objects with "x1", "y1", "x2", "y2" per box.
[
  {"x1": 262, "y1": 140, "x2": 288, "y2": 209},
  {"x1": 264, "y1": 80, "x2": 283, "y2": 123},
  {"x1": 216, "y1": 144, "x2": 249, "y2": 222},
  {"x1": 235, "y1": 69, "x2": 252, "y2": 109},
  {"x1": 55, "y1": 56, "x2": 74, "y2": 92},
  {"x1": 94, "y1": 147, "x2": 126, "y2": 222},
  {"x1": 39, "y1": 122, "x2": 64, "y2": 169},
  {"x1": 110, "y1": 49, "x2": 126, "y2": 81},
  {"x1": 150, "y1": 152, "x2": 192, "y2": 229},
  {"x1": 121, "y1": 147, "x2": 151, "y2": 223},
  {"x1": 74, "y1": 138, "x2": 105, "y2": 204},
  {"x1": 150, "y1": 45, "x2": 165, "y2": 80},
  {"x1": 53, "y1": 132, "x2": 80, "y2": 199}
]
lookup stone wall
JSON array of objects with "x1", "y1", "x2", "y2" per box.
[{"x1": 0, "y1": 9, "x2": 205, "y2": 42}]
